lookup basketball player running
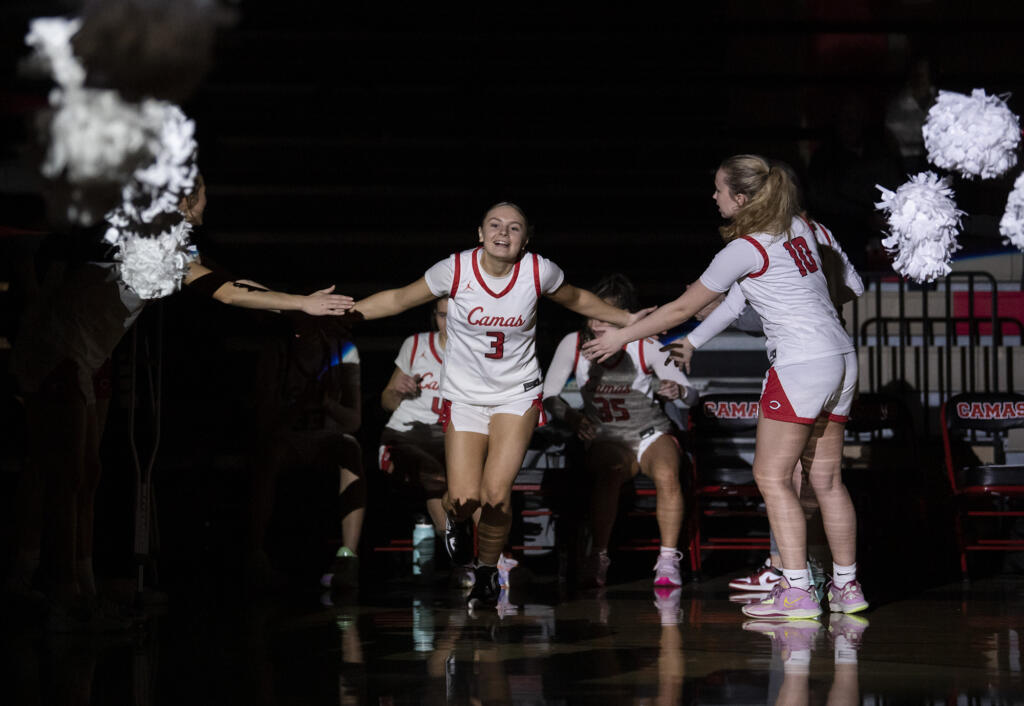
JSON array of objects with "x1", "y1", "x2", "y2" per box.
[{"x1": 352, "y1": 203, "x2": 650, "y2": 611}]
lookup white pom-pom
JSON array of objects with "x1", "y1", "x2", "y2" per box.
[
  {"x1": 923, "y1": 89, "x2": 1021, "y2": 180},
  {"x1": 25, "y1": 15, "x2": 198, "y2": 228},
  {"x1": 1000, "y1": 172, "x2": 1024, "y2": 251},
  {"x1": 115, "y1": 220, "x2": 195, "y2": 300},
  {"x1": 44, "y1": 88, "x2": 163, "y2": 184},
  {"x1": 875, "y1": 172, "x2": 965, "y2": 283},
  {"x1": 118, "y1": 103, "x2": 198, "y2": 222},
  {"x1": 24, "y1": 17, "x2": 85, "y2": 89}
]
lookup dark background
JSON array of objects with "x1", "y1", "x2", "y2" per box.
[{"x1": 2, "y1": 0, "x2": 1024, "y2": 583}]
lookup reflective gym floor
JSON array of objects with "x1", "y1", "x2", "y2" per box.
[{"x1": 4, "y1": 567, "x2": 1023, "y2": 705}]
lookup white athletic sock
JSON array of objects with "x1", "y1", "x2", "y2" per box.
[
  {"x1": 659, "y1": 546, "x2": 678, "y2": 556},
  {"x1": 832, "y1": 562, "x2": 857, "y2": 589},
  {"x1": 835, "y1": 637, "x2": 859, "y2": 665},
  {"x1": 782, "y1": 568, "x2": 811, "y2": 591},
  {"x1": 783, "y1": 649, "x2": 812, "y2": 673}
]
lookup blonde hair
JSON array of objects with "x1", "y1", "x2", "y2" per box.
[{"x1": 717, "y1": 154, "x2": 800, "y2": 242}]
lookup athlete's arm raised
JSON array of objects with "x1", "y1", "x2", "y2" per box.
[
  {"x1": 582, "y1": 281, "x2": 722, "y2": 363},
  {"x1": 352, "y1": 277, "x2": 437, "y2": 321},
  {"x1": 183, "y1": 261, "x2": 353, "y2": 315},
  {"x1": 582, "y1": 238, "x2": 762, "y2": 362},
  {"x1": 546, "y1": 283, "x2": 652, "y2": 328}
]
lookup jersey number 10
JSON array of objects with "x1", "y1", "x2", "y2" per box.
[{"x1": 782, "y1": 236, "x2": 819, "y2": 277}]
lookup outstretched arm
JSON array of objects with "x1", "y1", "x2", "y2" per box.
[
  {"x1": 541, "y1": 332, "x2": 598, "y2": 441},
  {"x1": 352, "y1": 277, "x2": 437, "y2": 321},
  {"x1": 582, "y1": 281, "x2": 722, "y2": 362},
  {"x1": 184, "y1": 261, "x2": 353, "y2": 315},
  {"x1": 546, "y1": 283, "x2": 653, "y2": 327}
]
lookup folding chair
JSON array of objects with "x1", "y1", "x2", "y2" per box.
[
  {"x1": 941, "y1": 392, "x2": 1024, "y2": 578},
  {"x1": 687, "y1": 392, "x2": 768, "y2": 573}
]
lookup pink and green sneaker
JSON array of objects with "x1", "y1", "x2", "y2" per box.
[
  {"x1": 740, "y1": 579, "x2": 822, "y2": 620},
  {"x1": 825, "y1": 580, "x2": 869, "y2": 614}
]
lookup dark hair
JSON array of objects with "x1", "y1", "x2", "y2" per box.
[
  {"x1": 592, "y1": 273, "x2": 638, "y2": 312},
  {"x1": 429, "y1": 297, "x2": 447, "y2": 330}
]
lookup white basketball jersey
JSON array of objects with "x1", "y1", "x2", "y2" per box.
[
  {"x1": 384, "y1": 331, "x2": 446, "y2": 432},
  {"x1": 424, "y1": 247, "x2": 564, "y2": 404},
  {"x1": 573, "y1": 335, "x2": 675, "y2": 441},
  {"x1": 700, "y1": 216, "x2": 853, "y2": 366}
]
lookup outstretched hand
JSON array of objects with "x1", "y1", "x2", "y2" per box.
[
  {"x1": 625, "y1": 305, "x2": 657, "y2": 328},
  {"x1": 659, "y1": 338, "x2": 695, "y2": 374},
  {"x1": 301, "y1": 285, "x2": 355, "y2": 316},
  {"x1": 581, "y1": 328, "x2": 628, "y2": 363}
]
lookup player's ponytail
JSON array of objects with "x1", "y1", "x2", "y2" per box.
[{"x1": 717, "y1": 155, "x2": 800, "y2": 242}]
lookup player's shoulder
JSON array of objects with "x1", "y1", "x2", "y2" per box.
[{"x1": 556, "y1": 330, "x2": 579, "y2": 347}]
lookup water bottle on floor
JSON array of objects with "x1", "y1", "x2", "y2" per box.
[{"x1": 412, "y1": 514, "x2": 435, "y2": 579}]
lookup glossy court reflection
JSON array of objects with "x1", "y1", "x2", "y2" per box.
[{"x1": 2, "y1": 575, "x2": 1024, "y2": 704}]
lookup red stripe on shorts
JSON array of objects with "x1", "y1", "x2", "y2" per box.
[
  {"x1": 532, "y1": 392, "x2": 547, "y2": 428},
  {"x1": 439, "y1": 398, "x2": 453, "y2": 432},
  {"x1": 760, "y1": 367, "x2": 816, "y2": 424}
]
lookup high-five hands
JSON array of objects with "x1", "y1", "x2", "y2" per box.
[
  {"x1": 301, "y1": 285, "x2": 355, "y2": 316},
  {"x1": 581, "y1": 306, "x2": 657, "y2": 363}
]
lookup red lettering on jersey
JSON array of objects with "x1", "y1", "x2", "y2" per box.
[
  {"x1": 467, "y1": 306, "x2": 526, "y2": 328},
  {"x1": 593, "y1": 384, "x2": 632, "y2": 394},
  {"x1": 419, "y1": 372, "x2": 440, "y2": 391},
  {"x1": 705, "y1": 401, "x2": 759, "y2": 419}
]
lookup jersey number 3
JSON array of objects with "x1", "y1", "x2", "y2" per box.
[
  {"x1": 783, "y1": 236, "x2": 819, "y2": 276},
  {"x1": 485, "y1": 331, "x2": 505, "y2": 359}
]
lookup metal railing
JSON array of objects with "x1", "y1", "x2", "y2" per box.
[{"x1": 849, "y1": 272, "x2": 1024, "y2": 436}]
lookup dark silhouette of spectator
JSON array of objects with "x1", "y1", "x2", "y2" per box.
[
  {"x1": 3, "y1": 178, "x2": 352, "y2": 630},
  {"x1": 885, "y1": 57, "x2": 938, "y2": 175},
  {"x1": 807, "y1": 92, "x2": 905, "y2": 272},
  {"x1": 246, "y1": 311, "x2": 366, "y2": 592}
]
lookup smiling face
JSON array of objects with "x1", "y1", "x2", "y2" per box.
[
  {"x1": 713, "y1": 168, "x2": 745, "y2": 219},
  {"x1": 478, "y1": 204, "x2": 528, "y2": 262}
]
